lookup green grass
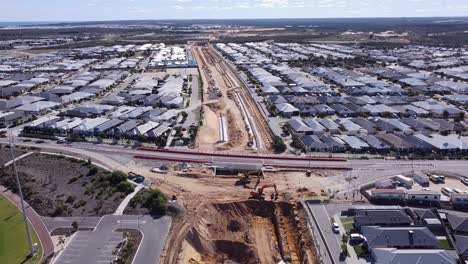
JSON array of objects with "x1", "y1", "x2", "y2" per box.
[
  {"x1": 439, "y1": 239, "x2": 450, "y2": 249},
  {"x1": 0, "y1": 196, "x2": 42, "y2": 264},
  {"x1": 340, "y1": 217, "x2": 354, "y2": 223},
  {"x1": 343, "y1": 223, "x2": 354, "y2": 233},
  {"x1": 353, "y1": 245, "x2": 367, "y2": 255}
]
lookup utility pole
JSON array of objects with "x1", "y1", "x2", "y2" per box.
[{"x1": 9, "y1": 136, "x2": 34, "y2": 257}]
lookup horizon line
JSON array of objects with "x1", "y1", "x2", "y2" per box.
[{"x1": 1, "y1": 16, "x2": 468, "y2": 23}]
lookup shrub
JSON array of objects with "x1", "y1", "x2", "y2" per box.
[
  {"x1": 75, "y1": 199, "x2": 87, "y2": 208},
  {"x1": 272, "y1": 136, "x2": 286, "y2": 153},
  {"x1": 109, "y1": 170, "x2": 127, "y2": 185},
  {"x1": 117, "y1": 182, "x2": 135, "y2": 195},
  {"x1": 87, "y1": 167, "x2": 98, "y2": 176},
  {"x1": 65, "y1": 195, "x2": 76, "y2": 204}
]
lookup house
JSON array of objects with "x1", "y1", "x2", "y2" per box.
[
  {"x1": 447, "y1": 213, "x2": 468, "y2": 235},
  {"x1": 275, "y1": 103, "x2": 299, "y2": 117},
  {"x1": 299, "y1": 135, "x2": 328, "y2": 152},
  {"x1": 261, "y1": 85, "x2": 280, "y2": 95},
  {"x1": 335, "y1": 119, "x2": 362, "y2": 135},
  {"x1": 359, "y1": 134, "x2": 391, "y2": 152},
  {"x1": 287, "y1": 119, "x2": 313, "y2": 135},
  {"x1": 354, "y1": 208, "x2": 412, "y2": 228},
  {"x1": 302, "y1": 119, "x2": 325, "y2": 135},
  {"x1": 411, "y1": 208, "x2": 438, "y2": 222},
  {"x1": 361, "y1": 226, "x2": 440, "y2": 249},
  {"x1": 454, "y1": 235, "x2": 468, "y2": 259},
  {"x1": 378, "y1": 134, "x2": 415, "y2": 153},
  {"x1": 338, "y1": 135, "x2": 369, "y2": 151},
  {"x1": 371, "y1": 248, "x2": 458, "y2": 264},
  {"x1": 317, "y1": 118, "x2": 340, "y2": 134},
  {"x1": 320, "y1": 135, "x2": 347, "y2": 152},
  {"x1": 94, "y1": 119, "x2": 125, "y2": 134}
]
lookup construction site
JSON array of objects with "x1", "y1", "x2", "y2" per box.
[
  {"x1": 151, "y1": 162, "x2": 326, "y2": 264},
  {"x1": 192, "y1": 45, "x2": 273, "y2": 152}
]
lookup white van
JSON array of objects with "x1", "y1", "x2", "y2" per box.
[{"x1": 442, "y1": 187, "x2": 454, "y2": 196}]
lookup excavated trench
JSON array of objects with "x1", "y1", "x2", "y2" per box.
[{"x1": 181, "y1": 201, "x2": 316, "y2": 264}]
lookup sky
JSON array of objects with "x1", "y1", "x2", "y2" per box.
[{"x1": 1, "y1": 0, "x2": 468, "y2": 21}]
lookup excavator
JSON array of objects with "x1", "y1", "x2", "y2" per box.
[
  {"x1": 250, "y1": 184, "x2": 279, "y2": 201},
  {"x1": 235, "y1": 169, "x2": 264, "y2": 188}
]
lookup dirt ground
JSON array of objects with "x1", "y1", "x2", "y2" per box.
[
  {"x1": 0, "y1": 146, "x2": 27, "y2": 165},
  {"x1": 0, "y1": 153, "x2": 126, "y2": 217},
  {"x1": 126, "y1": 158, "x2": 317, "y2": 264}
]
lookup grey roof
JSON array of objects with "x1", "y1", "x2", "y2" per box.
[
  {"x1": 115, "y1": 120, "x2": 140, "y2": 134},
  {"x1": 413, "y1": 209, "x2": 437, "y2": 220},
  {"x1": 359, "y1": 134, "x2": 390, "y2": 150},
  {"x1": 362, "y1": 226, "x2": 440, "y2": 248},
  {"x1": 94, "y1": 119, "x2": 124, "y2": 133},
  {"x1": 288, "y1": 119, "x2": 313, "y2": 133},
  {"x1": 447, "y1": 214, "x2": 468, "y2": 233},
  {"x1": 454, "y1": 235, "x2": 468, "y2": 257},
  {"x1": 372, "y1": 248, "x2": 458, "y2": 264},
  {"x1": 354, "y1": 209, "x2": 412, "y2": 227}
]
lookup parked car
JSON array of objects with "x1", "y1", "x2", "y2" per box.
[
  {"x1": 461, "y1": 178, "x2": 468, "y2": 186},
  {"x1": 332, "y1": 223, "x2": 340, "y2": 234},
  {"x1": 349, "y1": 233, "x2": 365, "y2": 242}
]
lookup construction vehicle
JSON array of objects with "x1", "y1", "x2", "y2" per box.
[
  {"x1": 250, "y1": 184, "x2": 279, "y2": 201},
  {"x1": 235, "y1": 170, "x2": 264, "y2": 188}
]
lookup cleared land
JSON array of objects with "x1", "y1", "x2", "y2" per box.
[
  {"x1": 0, "y1": 153, "x2": 127, "y2": 217},
  {"x1": 0, "y1": 196, "x2": 42, "y2": 264}
]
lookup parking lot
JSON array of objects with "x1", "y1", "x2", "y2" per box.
[
  {"x1": 56, "y1": 230, "x2": 124, "y2": 264},
  {"x1": 54, "y1": 215, "x2": 172, "y2": 264}
]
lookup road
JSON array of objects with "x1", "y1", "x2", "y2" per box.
[
  {"x1": 53, "y1": 215, "x2": 171, "y2": 264},
  {"x1": 306, "y1": 202, "x2": 347, "y2": 264}
]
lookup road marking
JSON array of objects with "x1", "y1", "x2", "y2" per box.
[{"x1": 117, "y1": 220, "x2": 146, "y2": 224}]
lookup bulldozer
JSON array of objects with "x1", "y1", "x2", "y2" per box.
[
  {"x1": 235, "y1": 169, "x2": 264, "y2": 188},
  {"x1": 250, "y1": 184, "x2": 279, "y2": 201}
]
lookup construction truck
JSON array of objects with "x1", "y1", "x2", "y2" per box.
[
  {"x1": 250, "y1": 184, "x2": 279, "y2": 201},
  {"x1": 235, "y1": 170, "x2": 263, "y2": 188}
]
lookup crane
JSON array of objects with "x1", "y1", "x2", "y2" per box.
[{"x1": 250, "y1": 184, "x2": 278, "y2": 200}]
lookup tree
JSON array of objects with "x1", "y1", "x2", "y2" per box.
[
  {"x1": 144, "y1": 189, "x2": 168, "y2": 215},
  {"x1": 109, "y1": 170, "x2": 127, "y2": 185},
  {"x1": 272, "y1": 136, "x2": 286, "y2": 153}
]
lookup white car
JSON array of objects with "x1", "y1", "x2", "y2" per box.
[
  {"x1": 350, "y1": 233, "x2": 365, "y2": 242},
  {"x1": 332, "y1": 223, "x2": 340, "y2": 234},
  {"x1": 461, "y1": 178, "x2": 468, "y2": 186}
]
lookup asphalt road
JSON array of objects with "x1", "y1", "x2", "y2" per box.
[
  {"x1": 53, "y1": 215, "x2": 171, "y2": 264},
  {"x1": 306, "y1": 202, "x2": 347, "y2": 264}
]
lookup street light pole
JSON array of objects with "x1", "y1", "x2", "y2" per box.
[{"x1": 9, "y1": 137, "x2": 34, "y2": 257}]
